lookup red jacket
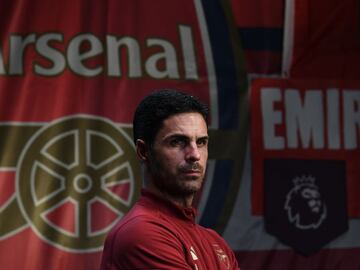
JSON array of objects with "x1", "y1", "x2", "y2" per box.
[{"x1": 100, "y1": 189, "x2": 240, "y2": 270}]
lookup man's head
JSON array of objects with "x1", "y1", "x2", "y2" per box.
[
  {"x1": 133, "y1": 89, "x2": 208, "y2": 146},
  {"x1": 133, "y1": 89, "x2": 209, "y2": 205}
]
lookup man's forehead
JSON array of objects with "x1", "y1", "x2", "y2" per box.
[
  {"x1": 164, "y1": 112, "x2": 207, "y2": 127},
  {"x1": 165, "y1": 112, "x2": 206, "y2": 123},
  {"x1": 159, "y1": 112, "x2": 208, "y2": 137}
]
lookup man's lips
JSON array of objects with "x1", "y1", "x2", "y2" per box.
[
  {"x1": 183, "y1": 170, "x2": 201, "y2": 174},
  {"x1": 180, "y1": 169, "x2": 203, "y2": 179},
  {"x1": 179, "y1": 163, "x2": 204, "y2": 178},
  {"x1": 179, "y1": 163, "x2": 203, "y2": 172}
]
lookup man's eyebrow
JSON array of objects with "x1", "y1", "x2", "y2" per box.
[
  {"x1": 164, "y1": 134, "x2": 189, "y2": 140},
  {"x1": 164, "y1": 134, "x2": 209, "y2": 140}
]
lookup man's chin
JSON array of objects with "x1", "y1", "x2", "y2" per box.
[
  {"x1": 184, "y1": 175, "x2": 202, "y2": 181},
  {"x1": 179, "y1": 180, "x2": 202, "y2": 194},
  {"x1": 152, "y1": 175, "x2": 203, "y2": 199}
]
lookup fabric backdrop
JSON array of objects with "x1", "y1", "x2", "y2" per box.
[{"x1": 0, "y1": 0, "x2": 359, "y2": 269}]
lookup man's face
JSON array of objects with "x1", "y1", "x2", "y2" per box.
[{"x1": 148, "y1": 112, "x2": 208, "y2": 199}]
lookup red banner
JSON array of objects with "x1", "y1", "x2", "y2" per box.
[
  {"x1": 0, "y1": 1, "x2": 212, "y2": 123},
  {"x1": 288, "y1": 0, "x2": 360, "y2": 79},
  {"x1": 0, "y1": 1, "x2": 247, "y2": 269},
  {"x1": 230, "y1": 0, "x2": 284, "y2": 75},
  {"x1": 251, "y1": 78, "x2": 360, "y2": 217},
  {"x1": 244, "y1": 78, "x2": 360, "y2": 267}
]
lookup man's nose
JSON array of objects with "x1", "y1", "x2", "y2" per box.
[{"x1": 185, "y1": 142, "x2": 201, "y2": 161}]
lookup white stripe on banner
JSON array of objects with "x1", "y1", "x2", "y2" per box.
[{"x1": 281, "y1": 0, "x2": 295, "y2": 77}]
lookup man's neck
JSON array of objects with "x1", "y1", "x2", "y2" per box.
[{"x1": 146, "y1": 185, "x2": 194, "y2": 208}]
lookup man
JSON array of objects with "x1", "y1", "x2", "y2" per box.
[{"x1": 100, "y1": 89, "x2": 240, "y2": 269}]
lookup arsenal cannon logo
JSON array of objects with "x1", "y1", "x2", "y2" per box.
[{"x1": 0, "y1": 115, "x2": 141, "y2": 252}]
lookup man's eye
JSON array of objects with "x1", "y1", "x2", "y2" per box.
[
  {"x1": 170, "y1": 138, "x2": 185, "y2": 147},
  {"x1": 197, "y1": 138, "x2": 208, "y2": 147}
]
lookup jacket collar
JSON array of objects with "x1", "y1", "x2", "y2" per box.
[{"x1": 139, "y1": 188, "x2": 197, "y2": 223}]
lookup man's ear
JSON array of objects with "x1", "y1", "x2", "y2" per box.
[{"x1": 136, "y1": 139, "x2": 148, "y2": 162}]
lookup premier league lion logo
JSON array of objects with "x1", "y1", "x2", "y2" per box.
[
  {"x1": 265, "y1": 159, "x2": 348, "y2": 255},
  {"x1": 284, "y1": 175, "x2": 327, "y2": 230}
]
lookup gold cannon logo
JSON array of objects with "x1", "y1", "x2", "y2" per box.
[{"x1": 0, "y1": 115, "x2": 141, "y2": 252}]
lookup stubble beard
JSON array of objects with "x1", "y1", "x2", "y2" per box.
[{"x1": 148, "y1": 154, "x2": 205, "y2": 199}]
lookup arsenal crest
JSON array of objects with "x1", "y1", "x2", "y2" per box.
[
  {"x1": 264, "y1": 159, "x2": 348, "y2": 256},
  {"x1": 213, "y1": 244, "x2": 230, "y2": 269}
]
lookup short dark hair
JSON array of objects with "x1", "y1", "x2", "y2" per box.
[{"x1": 133, "y1": 89, "x2": 208, "y2": 145}]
